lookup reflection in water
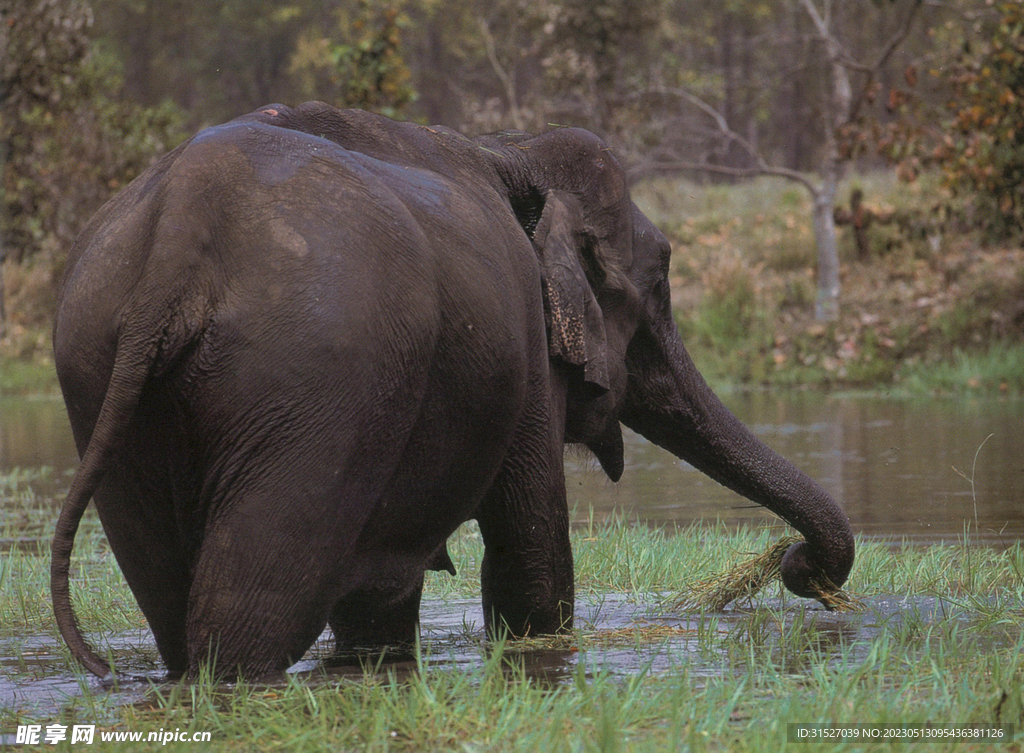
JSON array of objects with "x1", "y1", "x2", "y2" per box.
[
  {"x1": 0, "y1": 397, "x2": 79, "y2": 472},
  {"x1": 2, "y1": 392, "x2": 1023, "y2": 540}
]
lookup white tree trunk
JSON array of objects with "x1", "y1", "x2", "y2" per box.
[
  {"x1": 0, "y1": 257, "x2": 6, "y2": 337},
  {"x1": 811, "y1": 177, "x2": 841, "y2": 322},
  {"x1": 799, "y1": 0, "x2": 852, "y2": 322}
]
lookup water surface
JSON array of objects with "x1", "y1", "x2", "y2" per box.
[
  {"x1": 3, "y1": 593, "x2": 1008, "y2": 719},
  {"x1": 3, "y1": 391, "x2": 1022, "y2": 541}
]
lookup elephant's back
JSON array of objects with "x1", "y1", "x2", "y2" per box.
[{"x1": 54, "y1": 115, "x2": 547, "y2": 519}]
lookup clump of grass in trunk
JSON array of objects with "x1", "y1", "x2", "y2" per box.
[{"x1": 675, "y1": 536, "x2": 863, "y2": 612}]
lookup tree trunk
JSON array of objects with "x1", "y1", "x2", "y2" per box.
[
  {"x1": 797, "y1": 0, "x2": 854, "y2": 322},
  {"x1": 0, "y1": 257, "x2": 6, "y2": 337},
  {"x1": 811, "y1": 175, "x2": 841, "y2": 321}
]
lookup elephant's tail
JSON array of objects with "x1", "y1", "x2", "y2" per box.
[{"x1": 51, "y1": 330, "x2": 157, "y2": 680}]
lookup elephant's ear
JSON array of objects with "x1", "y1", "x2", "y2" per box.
[{"x1": 532, "y1": 191, "x2": 610, "y2": 395}]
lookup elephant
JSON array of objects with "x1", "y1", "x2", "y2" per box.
[{"x1": 51, "y1": 101, "x2": 854, "y2": 681}]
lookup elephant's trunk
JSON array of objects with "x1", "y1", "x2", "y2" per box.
[{"x1": 620, "y1": 317, "x2": 854, "y2": 599}]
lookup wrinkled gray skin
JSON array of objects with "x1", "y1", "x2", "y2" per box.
[{"x1": 52, "y1": 102, "x2": 854, "y2": 680}]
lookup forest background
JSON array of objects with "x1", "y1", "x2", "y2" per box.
[{"x1": 2, "y1": 0, "x2": 1023, "y2": 393}]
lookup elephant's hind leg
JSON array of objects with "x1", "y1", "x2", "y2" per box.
[
  {"x1": 184, "y1": 507, "x2": 337, "y2": 679},
  {"x1": 92, "y1": 463, "x2": 192, "y2": 675}
]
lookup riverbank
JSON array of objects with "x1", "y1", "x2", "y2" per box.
[
  {"x1": 634, "y1": 172, "x2": 1024, "y2": 395},
  {"x1": 3, "y1": 171, "x2": 1022, "y2": 397}
]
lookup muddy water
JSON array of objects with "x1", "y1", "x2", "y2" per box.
[
  {"x1": 2, "y1": 391, "x2": 1022, "y2": 716},
  {"x1": 7, "y1": 390, "x2": 1020, "y2": 541}
]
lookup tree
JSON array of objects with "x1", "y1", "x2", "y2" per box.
[
  {"x1": 929, "y1": 1, "x2": 1023, "y2": 239},
  {"x1": 2, "y1": 0, "x2": 94, "y2": 333},
  {"x1": 541, "y1": 0, "x2": 660, "y2": 136},
  {"x1": 871, "y1": 1, "x2": 1024, "y2": 241},
  {"x1": 631, "y1": 0, "x2": 924, "y2": 321},
  {"x1": 944, "y1": 1, "x2": 1024, "y2": 238},
  {"x1": 289, "y1": 0, "x2": 416, "y2": 117},
  {"x1": 3, "y1": 0, "x2": 953, "y2": 330},
  {"x1": 2, "y1": 0, "x2": 92, "y2": 270},
  {"x1": 1, "y1": 0, "x2": 184, "y2": 330}
]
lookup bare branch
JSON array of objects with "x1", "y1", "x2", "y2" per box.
[
  {"x1": 645, "y1": 88, "x2": 757, "y2": 159},
  {"x1": 798, "y1": 0, "x2": 831, "y2": 43},
  {"x1": 871, "y1": 1, "x2": 925, "y2": 71},
  {"x1": 801, "y1": 0, "x2": 924, "y2": 76},
  {"x1": 478, "y1": 17, "x2": 523, "y2": 131},
  {"x1": 795, "y1": 0, "x2": 850, "y2": 131},
  {"x1": 798, "y1": 0, "x2": 854, "y2": 71},
  {"x1": 848, "y1": 0, "x2": 925, "y2": 122},
  {"x1": 638, "y1": 87, "x2": 819, "y2": 195},
  {"x1": 630, "y1": 158, "x2": 819, "y2": 195}
]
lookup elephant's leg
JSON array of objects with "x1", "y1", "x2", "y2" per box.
[
  {"x1": 476, "y1": 422, "x2": 574, "y2": 638},
  {"x1": 328, "y1": 577, "x2": 423, "y2": 653},
  {"x1": 92, "y1": 467, "x2": 192, "y2": 675},
  {"x1": 184, "y1": 506, "x2": 339, "y2": 679},
  {"x1": 61, "y1": 376, "x2": 196, "y2": 675}
]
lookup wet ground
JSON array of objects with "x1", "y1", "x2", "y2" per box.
[{"x1": 3, "y1": 593, "x2": 1012, "y2": 721}]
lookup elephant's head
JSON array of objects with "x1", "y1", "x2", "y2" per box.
[{"x1": 483, "y1": 127, "x2": 855, "y2": 600}]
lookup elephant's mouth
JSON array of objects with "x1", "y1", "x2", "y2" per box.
[{"x1": 564, "y1": 389, "x2": 626, "y2": 482}]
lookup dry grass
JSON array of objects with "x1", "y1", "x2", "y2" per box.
[
  {"x1": 500, "y1": 623, "x2": 701, "y2": 653},
  {"x1": 674, "y1": 536, "x2": 863, "y2": 613}
]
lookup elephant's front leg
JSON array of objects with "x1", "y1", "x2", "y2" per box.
[{"x1": 476, "y1": 420, "x2": 574, "y2": 638}]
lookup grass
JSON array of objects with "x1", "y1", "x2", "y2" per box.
[
  {"x1": 2, "y1": 468, "x2": 1023, "y2": 750},
  {"x1": 0, "y1": 356, "x2": 59, "y2": 397},
  {"x1": 898, "y1": 345, "x2": 1024, "y2": 395},
  {"x1": 670, "y1": 536, "x2": 861, "y2": 613}
]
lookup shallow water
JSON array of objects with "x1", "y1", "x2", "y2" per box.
[
  {"x1": 3, "y1": 391, "x2": 1023, "y2": 541},
  {"x1": 3, "y1": 593, "x2": 1014, "y2": 720}
]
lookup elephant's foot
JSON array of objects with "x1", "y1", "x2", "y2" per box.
[
  {"x1": 185, "y1": 521, "x2": 339, "y2": 680},
  {"x1": 480, "y1": 578, "x2": 574, "y2": 639},
  {"x1": 184, "y1": 613, "x2": 322, "y2": 681},
  {"x1": 477, "y1": 498, "x2": 575, "y2": 638}
]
